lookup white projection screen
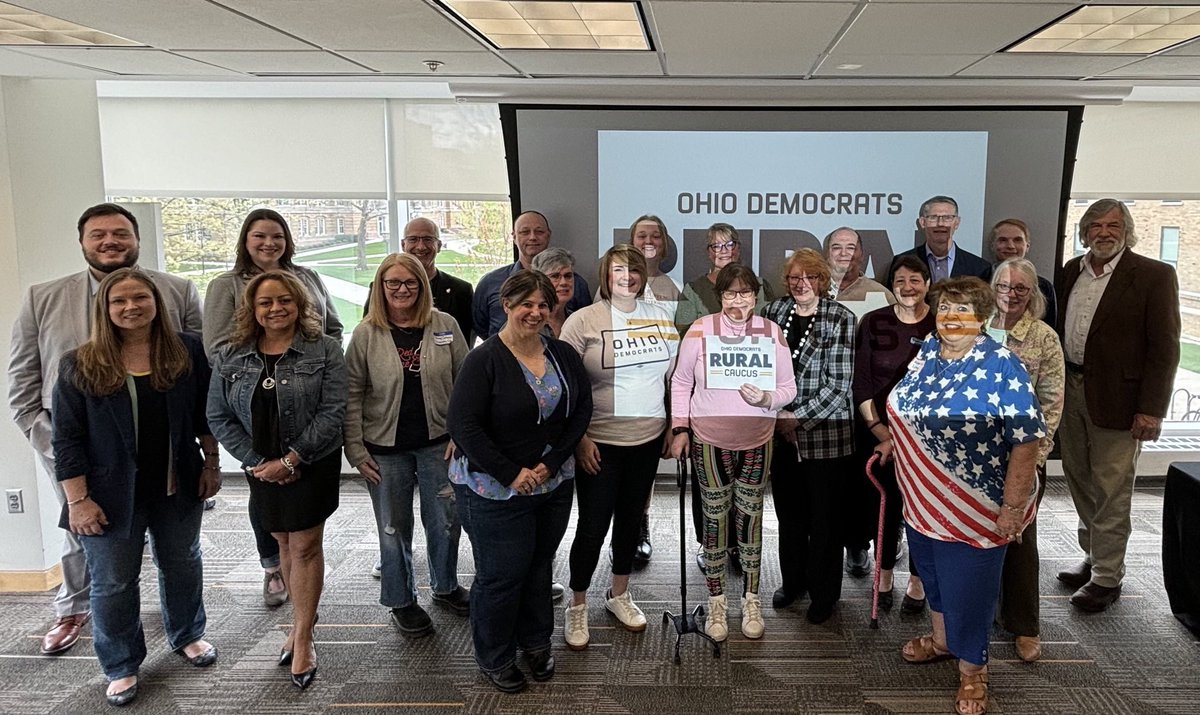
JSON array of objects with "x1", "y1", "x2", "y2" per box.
[{"x1": 500, "y1": 106, "x2": 1082, "y2": 293}]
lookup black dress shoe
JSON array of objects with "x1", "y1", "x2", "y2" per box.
[
  {"x1": 806, "y1": 602, "x2": 835, "y2": 624},
  {"x1": 845, "y1": 548, "x2": 872, "y2": 577},
  {"x1": 482, "y1": 664, "x2": 527, "y2": 693},
  {"x1": 106, "y1": 682, "x2": 138, "y2": 707},
  {"x1": 877, "y1": 588, "x2": 895, "y2": 611},
  {"x1": 391, "y1": 604, "x2": 434, "y2": 637},
  {"x1": 181, "y1": 644, "x2": 218, "y2": 667},
  {"x1": 1057, "y1": 562, "x2": 1093, "y2": 590},
  {"x1": 432, "y1": 586, "x2": 471, "y2": 616},
  {"x1": 1070, "y1": 582, "x2": 1121, "y2": 612},
  {"x1": 901, "y1": 593, "x2": 927, "y2": 614},
  {"x1": 772, "y1": 587, "x2": 800, "y2": 609},
  {"x1": 524, "y1": 649, "x2": 555, "y2": 681},
  {"x1": 633, "y1": 513, "x2": 652, "y2": 568}
]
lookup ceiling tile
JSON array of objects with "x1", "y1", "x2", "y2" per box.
[
  {"x1": 1160, "y1": 37, "x2": 1200, "y2": 55},
  {"x1": 834, "y1": 2, "x2": 1077, "y2": 55},
  {"x1": 176, "y1": 50, "x2": 370, "y2": 74},
  {"x1": 1100, "y1": 55, "x2": 1200, "y2": 76},
  {"x1": 217, "y1": 0, "x2": 486, "y2": 52},
  {"x1": 340, "y1": 50, "x2": 519, "y2": 75},
  {"x1": 0, "y1": 46, "x2": 114, "y2": 77},
  {"x1": 959, "y1": 53, "x2": 1142, "y2": 77},
  {"x1": 7, "y1": 0, "x2": 310, "y2": 50},
  {"x1": 503, "y1": 49, "x2": 663, "y2": 75},
  {"x1": 815, "y1": 54, "x2": 978, "y2": 76},
  {"x1": 652, "y1": 1, "x2": 857, "y2": 75},
  {"x1": 10, "y1": 47, "x2": 241, "y2": 75}
]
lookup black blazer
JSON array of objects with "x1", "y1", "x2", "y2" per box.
[
  {"x1": 884, "y1": 243, "x2": 991, "y2": 287},
  {"x1": 448, "y1": 335, "x2": 591, "y2": 487},
  {"x1": 52, "y1": 333, "x2": 212, "y2": 538}
]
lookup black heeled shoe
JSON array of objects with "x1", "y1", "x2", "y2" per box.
[
  {"x1": 279, "y1": 613, "x2": 318, "y2": 667},
  {"x1": 877, "y1": 587, "x2": 895, "y2": 611},
  {"x1": 291, "y1": 663, "x2": 317, "y2": 690},
  {"x1": 901, "y1": 593, "x2": 927, "y2": 614}
]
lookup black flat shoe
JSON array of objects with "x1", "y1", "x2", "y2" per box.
[
  {"x1": 877, "y1": 588, "x2": 895, "y2": 611},
  {"x1": 524, "y1": 649, "x2": 555, "y2": 681},
  {"x1": 106, "y1": 682, "x2": 138, "y2": 707},
  {"x1": 772, "y1": 587, "x2": 800, "y2": 609},
  {"x1": 291, "y1": 666, "x2": 317, "y2": 690},
  {"x1": 901, "y1": 594, "x2": 927, "y2": 614},
  {"x1": 182, "y1": 644, "x2": 218, "y2": 667},
  {"x1": 482, "y1": 664, "x2": 527, "y2": 694}
]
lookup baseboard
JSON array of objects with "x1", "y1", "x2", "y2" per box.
[{"x1": 0, "y1": 562, "x2": 62, "y2": 593}]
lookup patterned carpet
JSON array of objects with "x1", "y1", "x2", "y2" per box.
[{"x1": 0, "y1": 475, "x2": 1196, "y2": 714}]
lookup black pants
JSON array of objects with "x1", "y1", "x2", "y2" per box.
[
  {"x1": 844, "y1": 425, "x2": 880, "y2": 552},
  {"x1": 858, "y1": 446, "x2": 907, "y2": 571},
  {"x1": 248, "y1": 491, "x2": 281, "y2": 569},
  {"x1": 771, "y1": 437, "x2": 852, "y2": 609},
  {"x1": 999, "y1": 465, "x2": 1047, "y2": 637},
  {"x1": 568, "y1": 439, "x2": 660, "y2": 592}
]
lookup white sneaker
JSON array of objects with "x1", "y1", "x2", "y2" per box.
[
  {"x1": 705, "y1": 594, "x2": 728, "y2": 642},
  {"x1": 564, "y1": 602, "x2": 589, "y2": 650},
  {"x1": 741, "y1": 593, "x2": 764, "y2": 639},
  {"x1": 605, "y1": 590, "x2": 647, "y2": 632}
]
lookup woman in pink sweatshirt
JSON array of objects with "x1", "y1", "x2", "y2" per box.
[{"x1": 669, "y1": 264, "x2": 796, "y2": 643}]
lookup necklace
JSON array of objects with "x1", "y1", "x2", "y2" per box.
[
  {"x1": 783, "y1": 304, "x2": 817, "y2": 359},
  {"x1": 261, "y1": 354, "x2": 279, "y2": 390}
]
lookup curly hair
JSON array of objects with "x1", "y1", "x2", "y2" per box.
[
  {"x1": 229, "y1": 270, "x2": 323, "y2": 348},
  {"x1": 929, "y1": 276, "x2": 995, "y2": 325}
]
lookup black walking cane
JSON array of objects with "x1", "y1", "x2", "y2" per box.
[
  {"x1": 662, "y1": 457, "x2": 721, "y2": 663},
  {"x1": 865, "y1": 453, "x2": 887, "y2": 629}
]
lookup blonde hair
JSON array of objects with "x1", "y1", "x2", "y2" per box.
[
  {"x1": 364, "y1": 253, "x2": 433, "y2": 330},
  {"x1": 230, "y1": 270, "x2": 323, "y2": 348},
  {"x1": 73, "y1": 268, "x2": 190, "y2": 396},
  {"x1": 991, "y1": 258, "x2": 1046, "y2": 321}
]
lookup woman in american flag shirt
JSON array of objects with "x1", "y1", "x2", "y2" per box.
[{"x1": 886, "y1": 277, "x2": 1045, "y2": 715}]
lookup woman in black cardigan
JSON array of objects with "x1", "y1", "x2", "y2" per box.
[{"x1": 448, "y1": 270, "x2": 591, "y2": 694}]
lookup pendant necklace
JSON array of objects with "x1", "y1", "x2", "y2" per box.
[
  {"x1": 261, "y1": 356, "x2": 278, "y2": 390},
  {"x1": 783, "y1": 305, "x2": 817, "y2": 359}
]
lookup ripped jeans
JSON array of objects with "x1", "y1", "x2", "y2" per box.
[{"x1": 367, "y1": 442, "x2": 462, "y2": 609}]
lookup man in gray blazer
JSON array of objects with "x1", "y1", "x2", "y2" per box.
[{"x1": 7, "y1": 203, "x2": 203, "y2": 654}]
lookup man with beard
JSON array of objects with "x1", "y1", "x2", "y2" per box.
[
  {"x1": 8, "y1": 203, "x2": 203, "y2": 655},
  {"x1": 885, "y1": 195, "x2": 990, "y2": 288},
  {"x1": 1055, "y1": 199, "x2": 1179, "y2": 612}
]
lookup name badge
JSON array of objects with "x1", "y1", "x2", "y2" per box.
[{"x1": 433, "y1": 331, "x2": 454, "y2": 345}]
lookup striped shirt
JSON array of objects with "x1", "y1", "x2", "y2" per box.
[{"x1": 886, "y1": 333, "x2": 1045, "y2": 548}]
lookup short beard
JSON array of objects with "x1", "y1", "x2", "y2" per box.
[{"x1": 84, "y1": 250, "x2": 139, "y2": 274}]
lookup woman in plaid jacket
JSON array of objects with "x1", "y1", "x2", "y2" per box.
[{"x1": 761, "y1": 248, "x2": 857, "y2": 625}]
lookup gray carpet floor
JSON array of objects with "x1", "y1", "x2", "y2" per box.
[{"x1": 0, "y1": 476, "x2": 1196, "y2": 714}]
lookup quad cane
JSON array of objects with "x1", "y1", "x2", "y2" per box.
[
  {"x1": 865, "y1": 453, "x2": 887, "y2": 629},
  {"x1": 662, "y1": 457, "x2": 721, "y2": 663}
]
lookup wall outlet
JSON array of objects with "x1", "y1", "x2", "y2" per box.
[{"x1": 6, "y1": 489, "x2": 23, "y2": 514}]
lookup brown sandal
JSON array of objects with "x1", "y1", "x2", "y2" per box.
[
  {"x1": 902, "y1": 635, "x2": 954, "y2": 664},
  {"x1": 955, "y1": 670, "x2": 989, "y2": 715}
]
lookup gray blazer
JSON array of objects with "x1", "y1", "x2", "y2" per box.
[
  {"x1": 202, "y1": 265, "x2": 343, "y2": 359},
  {"x1": 8, "y1": 268, "x2": 203, "y2": 459}
]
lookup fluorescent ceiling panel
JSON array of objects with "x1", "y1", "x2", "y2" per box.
[
  {"x1": 1009, "y1": 5, "x2": 1200, "y2": 54},
  {"x1": 442, "y1": 1, "x2": 649, "y2": 50}
]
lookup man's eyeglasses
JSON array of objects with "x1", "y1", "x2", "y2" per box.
[
  {"x1": 720, "y1": 289, "x2": 755, "y2": 301},
  {"x1": 383, "y1": 279, "x2": 420, "y2": 292},
  {"x1": 994, "y1": 282, "x2": 1031, "y2": 296},
  {"x1": 922, "y1": 214, "x2": 958, "y2": 225},
  {"x1": 708, "y1": 240, "x2": 738, "y2": 253},
  {"x1": 403, "y1": 235, "x2": 437, "y2": 246}
]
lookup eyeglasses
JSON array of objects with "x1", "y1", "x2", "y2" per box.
[
  {"x1": 546, "y1": 271, "x2": 575, "y2": 283},
  {"x1": 708, "y1": 240, "x2": 738, "y2": 253},
  {"x1": 720, "y1": 289, "x2": 755, "y2": 301},
  {"x1": 994, "y1": 282, "x2": 1031, "y2": 296},
  {"x1": 383, "y1": 279, "x2": 420, "y2": 292},
  {"x1": 785, "y1": 274, "x2": 820, "y2": 286},
  {"x1": 922, "y1": 214, "x2": 958, "y2": 225},
  {"x1": 403, "y1": 235, "x2": 437, "y2": 246}
]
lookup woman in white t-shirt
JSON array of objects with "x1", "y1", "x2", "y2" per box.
[{"x1": 559, "y1": 244, "x2": 679, "y2": 651}]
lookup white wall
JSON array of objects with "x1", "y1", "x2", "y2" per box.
[
  {"x1": 0, "y1": 79, "x2": 105, "y2": 574},
  {"x1": 1074, "y1": 102, "x2": 1200, "y2": 199}
]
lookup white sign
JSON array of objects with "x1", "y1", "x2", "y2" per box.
[{"x1": 704, "y1": 335, "x2": 777, "y2": 391}]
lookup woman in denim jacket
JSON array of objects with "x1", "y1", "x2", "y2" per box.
[{"x1": 207, "y1": 270, "x2": 346, "y2": 690}]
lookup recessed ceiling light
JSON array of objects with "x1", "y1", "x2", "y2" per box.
[
  {"x1": 441, "y1": 1, "x2": 650, "y2": 50},
  {"x1": 1007, "y1": 5, "x2": 1200, "y2": 54},
  {"x1": 0, "y1": 1, "x2": 141, "y2": 46}
]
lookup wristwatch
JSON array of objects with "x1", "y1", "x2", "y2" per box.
[{"x1": 671, "y1": 426, "x2": 691, "y2": 437}]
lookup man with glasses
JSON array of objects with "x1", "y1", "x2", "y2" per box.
[
  {"x1": 472, "y1": 210, "x2": 591, "y2": 341},
  {"x1": 401, "y1": 217, "x2": 474, "y2": 343},
  {"x1": 884, "y1": 195, "x2": 990, "y2": 288},
  {"x1": 1055, "y1": 199, "x2": 1179, "y2": 612},
  {"x1": 981, "y1": 218, "x2": 1058, "y2": 327}
]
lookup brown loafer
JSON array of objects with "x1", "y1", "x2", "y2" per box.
[
  {"x1": 1015, "y1": 635, "x2": 1041, "y2": 663},
  {"x1": 41, "y1": 612, "x2": 90, "y2": 654},
  {"x1": 1070, "y1": 582, "x2": 1121, "y2": 613}
]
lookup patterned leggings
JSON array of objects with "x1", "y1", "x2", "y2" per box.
[{"x1": 691, "y1": 439, "x2": 773, "y2": 597}]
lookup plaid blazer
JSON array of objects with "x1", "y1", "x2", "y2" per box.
[{"x1": 760, "y1": 296, "x2": 856, "y2": 459}]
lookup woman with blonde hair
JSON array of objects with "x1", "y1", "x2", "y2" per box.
[
  {"x1": 53, "y1": 268, "x2": 219, "y2": 707},
  {"x1": 207, "y1": 270, "x2": 346, "y2": 690},
  {"x1": 345, "y1": 253, "x2": 470, "y2": 637}
]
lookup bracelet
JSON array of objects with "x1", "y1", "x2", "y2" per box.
[
  {"x1": 866, "y1": 420, "x2": 881, "y2": 430},
  {"x1": 281, "y1": 455, "x2": 297, "y2": 474},
  {"x1": 67, "y1": 493, "x2": 89, "y2": 506},
  {"x1": 1002, "y1": 502, "x2": 1024, "y2": 514}
]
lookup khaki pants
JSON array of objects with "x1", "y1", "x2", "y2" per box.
[{"x1": 1059, "y1": 371, "x2": 1141, "y2": 588}]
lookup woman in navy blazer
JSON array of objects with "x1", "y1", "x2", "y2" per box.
[{"x1": 52, "y1": 268, "x2": 220, "y2": 708}]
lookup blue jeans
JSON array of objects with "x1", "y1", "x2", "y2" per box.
[
  {"x1": 80, "y1": 495, "x2": 206, "y2": 680},
  {"x1": 367, "y1": 444, "x2": 462, "y2": 608},
  {"x1": 455, "y1": 480, "x2": 573, "y2": 673}
]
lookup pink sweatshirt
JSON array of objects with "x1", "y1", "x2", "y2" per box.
[{"x1": 671, "y1": 313, "x2": 797, "y2": 451}]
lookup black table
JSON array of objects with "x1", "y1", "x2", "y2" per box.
[{"x1": 1164, "y1": 462, "x2": 1200, "y2": 639}]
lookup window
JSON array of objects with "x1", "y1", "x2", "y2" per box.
[
  {"x1": 1073, "y1": 225, "x2": 1085, "y2": 257},
  {"x1": 377, "y1": 215, "x2": 388, "y2": 235},
  {"x1": 316, "y1": 217, "x2": 326, "y2": 235},
  {"x1": 336, "y1": 217, "x2": 345, "y2": 234},
  {"x1": 1162, "y1": 226, "x2": 1180, "y2": 267},
  {"x1": 298, "y1": 217, "x2": 309, "y2": 236}
]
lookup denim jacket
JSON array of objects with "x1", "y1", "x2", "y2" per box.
[{"x1": 206, "y1": 332, "x2": 346, "y2": 469}]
